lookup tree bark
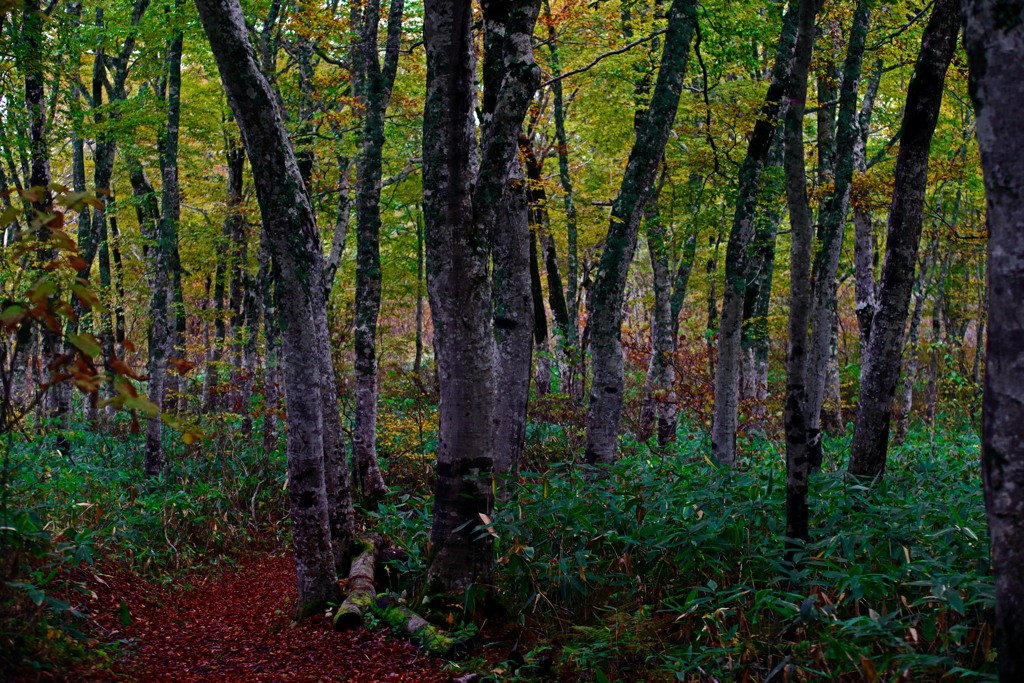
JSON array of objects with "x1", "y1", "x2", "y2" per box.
[
  {"x1": 543, "y1": 0, "x2": 582, "y2": 398},
  {"x1": 530, "y1": 227, "x2": 551, "y2": 398},
  {"x1": 963, "y1": 1, "x2": 1024, "y2": 676},
  {"x1": 710, "y1": 3, "x2": 800, "y2": 465},
  {"x1": 491, "y1": 157, "x2": 533, "y2": 490},
  {"x1": 195, "y1": 0, "x2": 346, "y2": 615},
  {"x1": 204, "y1": 134, "x2": 244, "y2": 412},
  {"x1": 422, "y1": 0, "x2": 540, "y2": 592},
  {"x1": 852, "y1": 62, "x2": 883, "y2": 348},
  {"x1": 782, "y1": 0, "x2": 818, "y2": 547},
  {"x1": 805, "y1": 0, "x2": 872, "y2": 450},
  {"x1": 145, "y1": 27, "x2": 184, "y2": 477},
  {"x1": 847, "y1": 0, "x2": 959, "y2": 479},
  {"x1": 584, "y1": 0, "x2": 697, "y2": 465}
]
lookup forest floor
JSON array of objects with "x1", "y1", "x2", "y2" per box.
[{"x1": 71, "y1": 551, "x2": 452, "y2": 682}]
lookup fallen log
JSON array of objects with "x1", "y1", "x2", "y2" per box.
[
  {"x1": 332, "y1": 535, "x2": 380, "y2": 630},
  {"x1": 371, "y1": 594, "x2": 462, "y2": 657}
]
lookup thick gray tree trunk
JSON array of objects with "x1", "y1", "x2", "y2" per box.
[
  {"x1": 583, "y1": 0, "x2": 697, "y2": 465},
  {"x1": 847, "y1": 0, "x2": 958, "y2": 479},
  {"x1": 351, "y1": 0, "x2": 403, "y2": 505},
  {"x1": 710, "y1": 3, "x2": 800, "y2": 465},
  {"x1": 195, "y1": 0, "x2": 347, "y2": 615},
  {"x1": 963, "y1": 1, "x2": 1024, "y2": 677},
  {"x1": 422, "y1": 0, "x2": 540, "y2": 592}
]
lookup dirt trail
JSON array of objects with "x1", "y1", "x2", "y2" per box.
[{"x1": 84, "y1": 553, "x2": 451, "y2": 682}]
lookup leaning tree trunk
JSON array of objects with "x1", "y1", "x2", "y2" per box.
[
  {"x1": 962, "y1": 5, "x2": 1024, "y2": 677},
  {"x1": 195, "y1": 0, "x2": 346, "y2": 615},
  {"x1": 584, "y1": 0, "x2": 697, "y2": 465},
  {"x1": 710, "y1": 2, "x2": 799, "y2": 465},
  {"x1": 422, "y1": 0, "x2": 540, "y2": 593},
  {"x1": 847, "y1": 0, "x2": 959, "y2": 479},
  {"x1": 351, "y1": 0, "x2": 403, "y2": 505},
  {"x1": 782, "y1": 0, "x2": 818, "y2": 547}
]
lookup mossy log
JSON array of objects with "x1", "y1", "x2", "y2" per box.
[
  {"x1": 370, "y1": 594, "x2": 461, "y2": 657},
  {"x1": 332, "y1": 535, "x2": 380, "y2": 630}
]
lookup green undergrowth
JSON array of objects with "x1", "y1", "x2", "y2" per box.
[
  {"x1": 0, "y1": 413, "x2": 289, "y2": 679},
  {"x1": 379, "y1": 419, "x2": 995, "y2": 682}
]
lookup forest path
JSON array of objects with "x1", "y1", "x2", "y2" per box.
[{"x1": 87, "y1": 552, "x2": 451, "y2": 682}]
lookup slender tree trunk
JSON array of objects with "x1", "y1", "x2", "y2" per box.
[
  {"x1": 584, "y1": 0, "x2": 697, "y2": 465},
  {"x1": 543, "y1": 0, "x2": 581, "y2": 398},
  {"x1": 530, "y1": 228, "x2": 552, "y2": 397},
  {"x1": 894, "y1": 252, "x2": 930, "y2": 444},
  {"x1": 204, "y1": 137, "x2": 241, "y2": 412},
  {"x1": 740, "y1": 139, "x2": 786, "y2": 417},
  {"x1": 196, "y1": 0, "x2": 347, "y2": 614},
  {"x1": 782, "y1": 0, "x2": 818, "y2": 547},
  {"x1": 414, "y1": 207, "x2": 425, "y2": 379},
  {"x1": 847, "y1": 0, "x2": 958, "y2": 479},
  {"x1": 491, "y1": 157, "x2": 533, "y2": 489},
  {"x1": 639, "y1": 204, "x2": 682, "y2": 447},
  {"x1": 260, "y1": 233, "x2": 281, "y2": 455},
  {"x1": 853, "y1": 62, "x2": 884, "y2": 348},
  {"x1": 710, "y1": 3, "x2": 800, "y2": 464},
  {"x1": 963, "y1": 1, "x2": 1024, "y2": 676},
  {"x1": 351, "y1": 0, "x2": 403, "y2": 504},
  {"x1": 805, "y1": 0, "x2": 872, "y2": 451},
  {"x1": 144, "y1": 28, "x2": 183, "y2": 477}
]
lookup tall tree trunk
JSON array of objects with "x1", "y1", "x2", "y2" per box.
[
  {"x1": 963, "y1": 1, "x2": 1024, "y2": 676},
  {"x1": 351, "y1": 0, "x2": 403, "y2": 505},
  {"x1": 196, "y1": 0, "x2": 347, "y2": 615},
  {"x1": 204, "y1": 136, "x2": 242, "y2": 411},
  {"x1": 847, "y1": 0, "x2": 958, "y2": 479},
  {"x1": 740, "y1": 139, "x2": 786, "y2": 417},
  {"x1": 805, "y1": 0, "x2": 872, "y2": 453},
  {"x1": 710, "y1": 3, "x2": 800, "y2": 465},
  {"x1": 853, "y1": 62, "x2": 884, "y2": 349},
  {"x1": 638, "y1": 203, "x2": 683, "y2": 447},
  {"x1": 260, "y1": 232, "x2": 281, "y2": 456},
  {"x1": 421, "y1": 0, "x2": 540, "y2": 593},
  {"x1": 584, "y1": 0, "x2": 697, "y2": 465},
  {"x1": 144, "y1": 28, "x2": 183, "y2": 477},
  {"x1": 543, "y1": 0, "x2": 581, "y2": 398},
  {"x1": 894, "y1": 247, "x2": 931, "y2": 444},
  {"x1": 782, "y1": 0, "x2": 818, "y2": 547},
  {"x1": 413, "y1": 207, "x2": 425, "y2": 380},
  {"x1": 491, "y1": 157, "x2": 533, "y2": 490}
]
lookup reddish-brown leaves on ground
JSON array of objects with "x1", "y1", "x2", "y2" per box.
[{"x1": 81, "y1": 553, "x2": 450, "y2": 682}]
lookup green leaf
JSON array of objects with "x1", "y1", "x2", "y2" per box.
[{"x1": 66, "y1": 332, "x2": 102, "y2": 358}]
